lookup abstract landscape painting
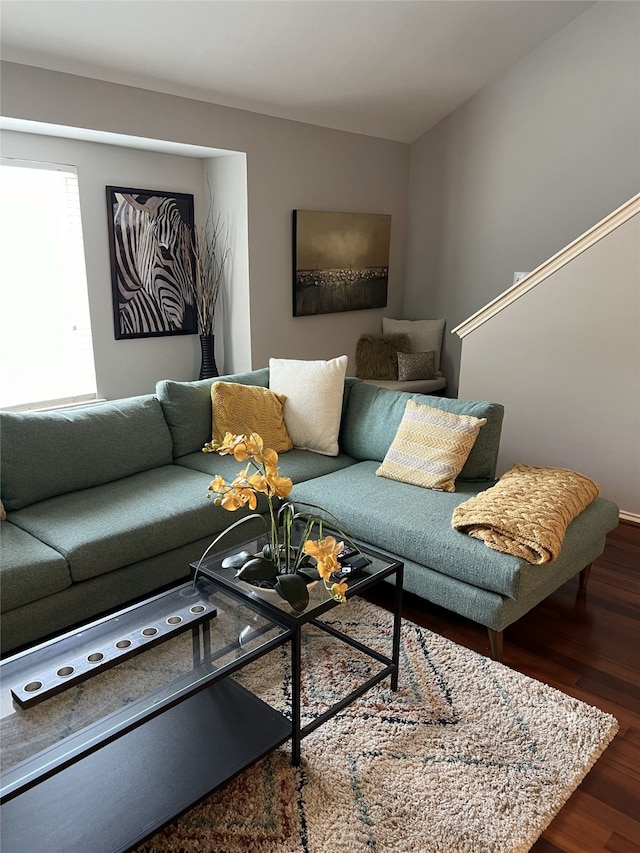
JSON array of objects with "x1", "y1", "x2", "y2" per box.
[{"x1": 293, "y1": 210, "x2": 391, "y2": 316}]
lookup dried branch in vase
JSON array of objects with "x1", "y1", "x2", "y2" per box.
[{"x1": 187, "y1": 196, "x2": 230, "y2": 335}]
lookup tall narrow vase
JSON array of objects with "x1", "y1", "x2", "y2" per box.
[{"x1": 199, "y1": 334, "x2": 219, "y2": 380}]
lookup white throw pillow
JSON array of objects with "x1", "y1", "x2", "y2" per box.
[
  {"x1": 269, "y1": 356, "x2": 348, "y2": 456},
  {"x1": 382, "y1": 318, "x2": 445, "y2": 374}
]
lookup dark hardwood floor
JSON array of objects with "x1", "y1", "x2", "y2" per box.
[{"x1": 363, "y1": 520, "x2": 640, "y2": 852}]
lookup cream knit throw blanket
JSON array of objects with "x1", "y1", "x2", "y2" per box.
[{"x1": 451, "y1": 463, "x2": 599, "y2": 564}]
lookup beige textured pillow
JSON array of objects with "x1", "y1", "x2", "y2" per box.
[
  {"x1": 211, "y1": 382, "x2": 293, "y2": 452},
  {"x1": 397, "y1": 350, "x2": 436, "y2": 382},
  {"x1": 376, "y1": 399, "x2": 487, "y2": 492}
]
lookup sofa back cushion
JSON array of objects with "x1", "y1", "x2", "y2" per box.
[
  {"x1": 156, "y1": 369, "x2": 270, "y2": 458},
  {"x1": 340, "y1": 381, "x2": 504, "y2": 481},
  {"x1": 0, "y1": 395, "x2": 173, "y2": 511}
]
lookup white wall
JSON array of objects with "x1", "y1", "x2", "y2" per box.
[
  {"x1": 205, "y1": 153, "x2": 251, "y2": 373},
  {"x1": 457, "y1": 213, "x2": 640, "y2": 517},
  {"x1": 405, "y1": 1, "x2": 640, "y2": 395},
  {"x1": 1, "y1": 61, "x2": 410, "y2": 397}
]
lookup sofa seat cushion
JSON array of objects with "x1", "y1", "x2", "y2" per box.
[
  {"x1": 291, "y1": 461, "x2": 527, "y2": 599},
  {"x1": 0, "y1": 521, "x2": 72, "y2": 612},
  {"x1": 1, "y1": 396, "x2": 173, "y2": 511},
  {"x1": 176, "y1": 447, "x2": 357, "y2": 485},
  {"x1": 7, "y1": 465, "x2": 264, "y2": 584},
  {"x1": 291, "y1": 462, "x2": 619, "y2": 601}
]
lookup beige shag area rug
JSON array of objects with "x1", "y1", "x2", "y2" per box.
[{"x1": 135, "y1": 598, "x2": 617, "y2": 853}]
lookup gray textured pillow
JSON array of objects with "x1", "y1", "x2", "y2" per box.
[
  {"x1": 355, "y1": 333, "x2": 411, "y2": 380},
  {"x1": 397, "y1": 350, "x2": 436, "y2": 382}
]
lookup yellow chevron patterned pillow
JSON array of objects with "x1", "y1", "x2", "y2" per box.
[
  {"x1": 211, "y1": 381, "x2": 293, "y2": 452},
  {"x1": 376, "y1": 399, "x2": 487, "y2": 492}
]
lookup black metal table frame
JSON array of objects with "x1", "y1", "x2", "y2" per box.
[
  {"x1": 196, "y1": 548, "x2": 404, "y2": 766},
  {"x1": 0, "y1": 580, "x2": 290, "y2": 805},
  {"x1": 0, "y1": 582, "x2": 296, "y2": 853},
  {"x1": 1, "y1": 551, "x2": 403, "y2": 852}
]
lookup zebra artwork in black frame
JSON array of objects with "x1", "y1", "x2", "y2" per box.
[{"x1": 106, "y1": 186, "x2": 198, "y2": 339}]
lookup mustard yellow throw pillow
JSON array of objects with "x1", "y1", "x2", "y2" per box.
[
  {"x1": 376, "y1": 399, "x2": 487, "y2": 492},
  {"x1": 210, "y1": 382, "x2": 293, "y2": 452}
]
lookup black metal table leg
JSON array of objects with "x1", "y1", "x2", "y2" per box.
[
  {"x1": 291, "y1": 625, "x2": 302, "y2": 766},
  {"x1": 391, "y1": 564, "x2": 404, "y2": 691}
]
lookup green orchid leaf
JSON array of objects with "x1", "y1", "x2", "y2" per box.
[
  {"x1": 221, "y1": 550, "x2": 254, "y2": 569},
  {"x1": 275, "y1": 573, "x2": 310, "y2": 612},
  {"x1": 297, "y1": 564, "x2": 320, "y2": 582},
  {"x1": 236, "y1": 557, "x2": 278, "y2": 582},
  {"x1": 192, "y1": 512, "x2": 267, "y2": 587}
]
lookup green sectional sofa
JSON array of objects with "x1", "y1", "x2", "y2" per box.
[{"x1": 0, "y1": 368, "x2": 619, "y2": 658}]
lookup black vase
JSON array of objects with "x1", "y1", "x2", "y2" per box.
[{"x1": 199, "y1": 334, "x2": 219, "y2": 380}]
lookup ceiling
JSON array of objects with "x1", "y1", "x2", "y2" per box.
[{"x1": 1, "y1": 0, "x2": 594, "y2": 144}]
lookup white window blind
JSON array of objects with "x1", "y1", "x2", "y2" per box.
[{"x1": 0, "y1": 159, "x2": 97, "y2": 410}]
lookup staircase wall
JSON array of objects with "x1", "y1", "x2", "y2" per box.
[{"x1": 457, "y1": 213, "x2": 639, "y2": 518}]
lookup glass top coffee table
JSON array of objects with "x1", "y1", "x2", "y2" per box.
[
  {"x1": 1, "y1": 535, "x2": 403, "y2": 853},
  {"x1": 0, "y1": 577, "x2": 291, "y2": 853},
  {"x1": 193, "y1": 532, "x2": 404, "y2": 766}
]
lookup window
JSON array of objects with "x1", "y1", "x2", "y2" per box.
[{"x1": 0, "y1": 158, "x2": 97, "y2": 410}]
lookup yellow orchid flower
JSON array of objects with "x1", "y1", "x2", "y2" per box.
[
  {"x1": 211, "y1": 432, "x2": 238, "y2": 455},
  {"x1": 202, "y1": 432, "x2": 355, "y2": 609},
  {"x1": 303, "y1": 536, "x2": 344, "y2": 561},
  {"x1": 208, "y1": 474, "x2": 226, "y2": 494},
  {"x1": 219, "y1": 485, "x2": 257, "y2": 511},
  {"x1": 246, "y1": 471, "x2": 270, "y2": 494},
  {"x1": 240, "y1": 434, "x2": 266, "y2": 461},
  {"x1": 231, "y1": 440, "x2": 252, "y2": 462},
  {"x1": 330, "y1": 579, "x2": 348, "y2": 604},
  {"x1": 315, "y1": 553, "x2": 339, "y2": 581},
  {"x1": 218, "y1": 491, "x2": 243, "y2": 511},
  {"x1": 304, "y1": 537, "x2": 343, "y2": 581},
  {"x1": 261, "y1": 447, "x2": 279, "y2": 467},
  {"x1": 264, "y1": 466, "x2": 293, "y2": 499}
]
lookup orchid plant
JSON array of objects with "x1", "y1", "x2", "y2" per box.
[{"x1": 194, "y1": 432, "x2": 355, "y2": 611}]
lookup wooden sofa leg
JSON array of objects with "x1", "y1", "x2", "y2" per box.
[
  {"x1": 488, "y1": 629, "x2": 503, "y2": 662},
  {"x1": 579, "y1": 563, "x2": 592, "y2": 589}
]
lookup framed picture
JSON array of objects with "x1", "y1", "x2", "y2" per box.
[
  {"x1": 106, "y1": 186, "x2": 197, "y2": 339},
  {"x1": 292, "y1": 210, "x2": 391, "y2": 317}
]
